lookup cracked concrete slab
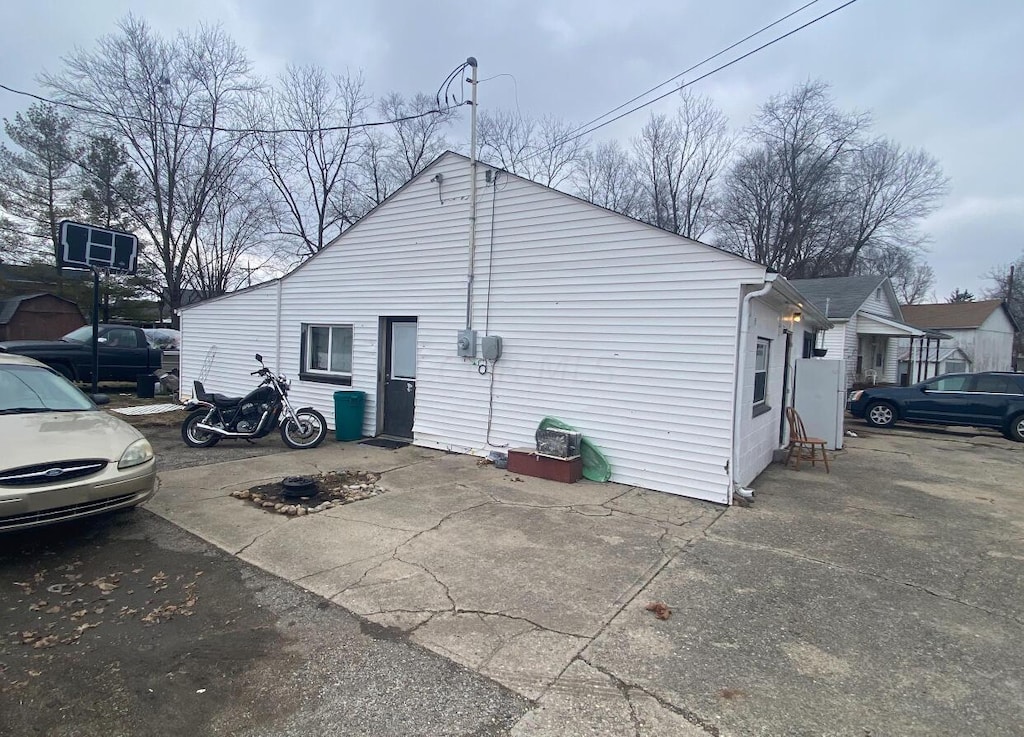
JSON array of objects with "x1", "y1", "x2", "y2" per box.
[
  {"x1": 511, "y1": 660, "x2": 707, "y2": 737},
  {"x1": 397, "y1": 501, "x2": 676, "y2": 638},
  {"x1": 332, "y1": 557, "x2": 453, "y2": 617},
  {"x1": 236, "y1": 513, "x2": 418, "y2": 581},
  {"x1": 585, "y1": 537, "x2": 1024, "y2": 737},
  {"x1": 146, "y1": 494, "x2": 292, "y2": 554},
  {"x1": 412, "y1": 612, "x2": 588, "y2": 700}
]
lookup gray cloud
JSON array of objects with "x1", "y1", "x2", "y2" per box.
[{"x1": 2, "y1": 0, "x2": 1021, "y2": 299}]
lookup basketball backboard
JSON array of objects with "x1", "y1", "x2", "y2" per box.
[{"x1": 58, "y1": 220, "x2": 139, "y2": 274}]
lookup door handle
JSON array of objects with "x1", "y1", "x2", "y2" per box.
[{"x1": 406, "y1": 382, "x2": 413, "y2": 393}]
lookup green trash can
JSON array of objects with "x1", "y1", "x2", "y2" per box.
[{"x1": 333, "y1": 390, "x2": 366, "y2": 441}]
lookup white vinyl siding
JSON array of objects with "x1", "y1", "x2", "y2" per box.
[{"x1": 181, "y1": 153, "x2": 772, "y2": 503}]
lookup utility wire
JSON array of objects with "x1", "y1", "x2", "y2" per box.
[
  {"x1": 0, "y1": 80, "x2": 457, "y2": 135},
  {"x1": 560, "y1": 0, "x2": 825, "y2": 142},
  {"x1": 534, "y1": 0, "x2": 861, "y2": 158}
]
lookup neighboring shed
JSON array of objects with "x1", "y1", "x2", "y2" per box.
[
  {"x1": 898, "y1": 300, "x2": 1019, "y2": 376},
  {"x1": 179, "y1": 151, "x2": 829, "y2": 505},
  {"x1": 0, "y1": 293, "x2": 85, "y2": 341},
  {"x1": 789, "y1": 276, "x2": 924, "y2": 388}
]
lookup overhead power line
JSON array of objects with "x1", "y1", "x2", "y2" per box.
[
  {"x1": 561, "y1": 0, "x2": 826, "y2": 142},
  {"x1": 533, "y1": 0, "x2": 862, "y2": 159},
  {"x1": 0, "y1": 65, "x2": 468, "y2": 135}
]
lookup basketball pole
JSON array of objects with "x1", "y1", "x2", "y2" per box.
[{"x1": 91, "y1": 267, "x2": 100, "y2": 395}]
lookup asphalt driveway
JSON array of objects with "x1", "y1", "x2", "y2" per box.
[{"x1": 139, "y1": 425, "x2": 1024, "y2": 736}]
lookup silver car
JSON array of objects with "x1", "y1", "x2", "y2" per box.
[{"x1": 0, "y1": 353, "x2": 156, "y2": 531}]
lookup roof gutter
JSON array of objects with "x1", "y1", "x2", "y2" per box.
[{"x1": 729, "y1": 274, "x2": 778, "y2": 504}]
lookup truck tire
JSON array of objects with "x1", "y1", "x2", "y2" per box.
[{"x1": 50, "y1": 363, "x2": 76, "y2": 382}]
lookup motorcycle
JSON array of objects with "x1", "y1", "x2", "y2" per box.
[{"x1": 181, "y1": 353, "x2": 327, "y2": 450}]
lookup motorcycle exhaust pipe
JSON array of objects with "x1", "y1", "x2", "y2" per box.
[
  {"x1": 195, "y1": 422, "x2": 252, "y2": 438},
  {"x1": 195, "y1": 410, "x2": 275, "y2": 438}
]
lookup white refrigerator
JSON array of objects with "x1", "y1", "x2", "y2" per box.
[{"x1": 793, "y1": 358, "x2": 846, "y2": 450}]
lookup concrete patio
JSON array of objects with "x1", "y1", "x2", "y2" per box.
[{"x1": 148, "y1": 428, "x2": 1024, "y2": 736}]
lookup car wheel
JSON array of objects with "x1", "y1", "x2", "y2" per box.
[
  {"x1": 1007, "y1": 414, "x2": 1024, "y2": 443},
  {"x1": 181, "y1": 409, "x2": 220, "y2": 448},
  {"x1": 865, "y1": 401, "x2": 896, "y2": 428}
]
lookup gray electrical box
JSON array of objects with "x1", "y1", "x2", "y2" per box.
[
  {"x1": 457, "y1": 329, "x2": 477, "y2": 357},
  {"x1": 482, "y1": 335, "x2": 503, "y2": 361}
]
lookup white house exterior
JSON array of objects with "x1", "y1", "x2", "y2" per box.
[
  {"x1": 897, "y1": 300, "x2": 1019, "y2": 380},
  {"x1": 178, "y1": 152, "x2": 828, "y2": 505},
  {"x1": 789, "y1": 276, "x2": 923, "y2": 389}
]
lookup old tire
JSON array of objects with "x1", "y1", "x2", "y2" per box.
[
  {"x1": 865, "y1": 401, "x2": 896, "y2": 428},
  {"x1": 1007, "y1": 414, "x2": 1024, "y2": 443},
  {"x1": 281, "y1": 409, "x2": 327, "y2": 450},
  {"x1": 181, "y1": 410, "x2": 220, "y2": 448}
]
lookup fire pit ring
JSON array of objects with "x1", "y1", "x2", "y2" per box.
[{"x1": 280, "y1": 475, "x2": 318, "y2": 498}]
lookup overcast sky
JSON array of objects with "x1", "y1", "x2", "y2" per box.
[{"x1": 2, "y1": 0, "x2": 1021, "y2": 301}]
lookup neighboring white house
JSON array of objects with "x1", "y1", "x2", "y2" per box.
[
  {"x1": 897, "y1": 300, "x2": 1019, "y2": 380},
  {"x1": 789, "y1": 275, "x2": 925, "y2": 389},
  {"x1": 178, "y1": 152, "x2": 829, "y2": 505}
]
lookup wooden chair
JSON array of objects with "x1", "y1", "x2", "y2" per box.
[{"x1": 785, "y1": 407, "x2": 830, "y2": 473}]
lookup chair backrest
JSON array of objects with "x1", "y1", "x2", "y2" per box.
[{"x1": 785, "y1": 406, "x2": 808, "y2": 442}]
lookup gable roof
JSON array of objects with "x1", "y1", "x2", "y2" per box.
[
  {"x1": 900, "y1": 300, "x2": 1021, "y2": 331},
  {"x1": 183, "y1": 150, "x2": 769, "y2": 312},
  {"x1": 787, "y1": 275, "x2": 891, "y2": 320},
  {"x1": 0, "y1": 292, "x2": 82, "y2": 325}
]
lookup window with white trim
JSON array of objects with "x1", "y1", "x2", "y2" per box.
[
  {"x1": 301, "y1": 324, "x2": 353, "y2": 385},
  {"x1": 754, "y1": 338, "x2": 770, "y2": 409}
]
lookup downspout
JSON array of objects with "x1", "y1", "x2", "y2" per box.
[{"x1": 729, "y1": 273, "x2": 778, "y2": 504}]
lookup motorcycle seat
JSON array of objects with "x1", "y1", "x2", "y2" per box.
[{"x1": 210, "y1": 394, "x2": 242, "y2": 406}]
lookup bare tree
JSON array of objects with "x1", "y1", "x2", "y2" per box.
[
  {"x1": 45, "y1": 16, "x2": 257, "y2": 319},
  {"x1": 572, "y1": 140, "x2": 642, "y2": 217},
  {"x1": 840, "y1": 139, "x2": 948, "y2": 274},
  {"x1": 477, "y1": 110, "x2": 585, "y2": 188},
  {"x1": 250, "y1": 65, "x2": 369, "y2": 258},
  {"x1": 717, "y1": 81, "x2": 867, "y2": 276},
  {"x1": 189, "y1": 166, "x2": 276, "y2": 298},
  {"x1": 716, "y1": 81, "x2": 946, "y2": 279},
  {"x1": 360, "y1": 92, "x2": 456, "y2": 208},
  {"x1": 633, "y1": 92, "x2": 731, "y2": 239},
  {"x1": 984, "y1": 254, "x2": 1024, "y2": 366},
  {"x1": 0, "y1": 103, "x2": 80, "y2": 263},
  {"x1": 860, "y1": 244, "x2": 934, "y2": 304}
]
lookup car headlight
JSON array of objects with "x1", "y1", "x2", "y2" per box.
[
  {"x1": 118, "y1": 438, "x2": 154, "y2": 469},
  {"x1": 848, "y1": 390, "x2": 863, "y2": 402}
]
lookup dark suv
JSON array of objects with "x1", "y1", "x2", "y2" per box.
[{"x1": 848, "y1": 372, "x2": 1024, "y2": 441}]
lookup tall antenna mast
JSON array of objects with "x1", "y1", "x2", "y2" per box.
[{"x1": 465, "y1": 56, "x2": 479, "y2": 331}]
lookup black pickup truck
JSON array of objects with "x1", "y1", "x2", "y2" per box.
[{"x1": 0, "y1": 324, "x2": 162, "y2": 382}]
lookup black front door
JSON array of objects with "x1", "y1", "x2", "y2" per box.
[{"x1": 382, "y1": 318, "x2": 417, "y2": 439}]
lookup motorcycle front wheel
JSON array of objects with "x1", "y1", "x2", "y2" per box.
[
  {"x1": 181, "y1": 409, "x2": 221, "y2": 448},
  {"x1": 281, "y1": 409, "x2": 327, "y2": 449}
]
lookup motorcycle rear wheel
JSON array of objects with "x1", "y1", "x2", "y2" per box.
[
  {"x1": 182, "y1": 409, "x2": 221, "y2": 448},
  {"x1": 281, "y1": 409, "x2": 327, "y2": 449}
]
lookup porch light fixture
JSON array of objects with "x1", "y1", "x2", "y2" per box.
[{"x1": 792, "y1": 311, "x2": 802, "y2": 323}]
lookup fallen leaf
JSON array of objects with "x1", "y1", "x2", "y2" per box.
[
  {"x1": 132, "y1": 568, "x2": 144, "y2": 574},
  {"x1": 69, "y1": 610, "x2": 87, "y2": 620},
  {"x1": 27, "y1": 670, "x2": 41, "y2": 677},
  {"x1": 32, "y1": 635, "x2": 59, "y2": 649},
  {"x1": 45, "y1": 606, "x2": 62, "y2": 615},
  {"x1": 93, "y1": 607, "x2": 106, "y2": 615},
  {"x1": 645, "y1": 601, "x2": 672, "y2": 620}
]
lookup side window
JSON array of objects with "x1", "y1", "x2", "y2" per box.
[
  {"x1": 970, "y1": 375, "x2": 1022, "y2": 395},
  {"x1": 300, "y1": 323, "x2": 353, "y2": 385},
  {"x1": 802, "y1": 332, "x2": 815, "y2": 359},
  {"x1": 105, "y1": 329, "x2": 138, "y2": 348},
  {"x1": 924, "y1": 375, "x2": 968, "y2": 392},
  {"x1": 753, "y1": 338, "x2": 770, "y2": 407}
]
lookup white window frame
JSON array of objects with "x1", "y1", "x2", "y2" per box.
[
  {"x1": 302, "y1": 324, "x2": 353, "y2": 380},
  {"x1": 753, "y1": 338, "x2": 770, "y2": 409}
]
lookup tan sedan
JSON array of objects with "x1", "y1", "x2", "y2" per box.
[{"x1": 0, "y1": 353, "x2": 156, "y2": 531}]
